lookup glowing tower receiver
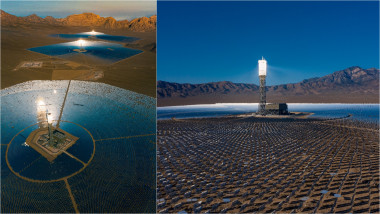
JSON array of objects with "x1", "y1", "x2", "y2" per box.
[
  {"x1": 74, "y1": 39, "x2": 87, "y2": 53},
  {"x1": 258, "y1": 56, "x2": 267, "y2": 76},
  {"x1": 78, "y1": 39, "x2": 85, "y2": 49},
  {"x1": 258, "y1": 57, "x2": 267, "y2": 115}
]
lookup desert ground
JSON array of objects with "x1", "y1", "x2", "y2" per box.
[
  {"x1": 1, "y1": 25, "x2": 156, "y2": 97},
  {"x1": 157, "y1": 116, "x2": 379, "y2": 213}
]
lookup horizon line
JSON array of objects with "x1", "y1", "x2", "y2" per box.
[{"x1": 1, "y1": 9, "x2": 157, "y2": 21}]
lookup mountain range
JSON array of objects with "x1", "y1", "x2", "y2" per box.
[
  {"x1": 157, "y1": 66, "x2": 379, "y2": 106},
  {"x1": 1, "y1": 10, "x2": 156, "y2": 32}
]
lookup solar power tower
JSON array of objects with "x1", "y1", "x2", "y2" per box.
[{"x1": 258, "y1": 57, "x2": 267, "y2": 115}]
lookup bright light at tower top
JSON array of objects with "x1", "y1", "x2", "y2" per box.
[
  {"x1": 258, "y1": 56, "x2": 267, "y2": 76},
  {"x1": 36, "y1": 98, "x2": 45, "y2": 107},
  {"x1": 77, "y1": 39, "x2": 86, "y2": 47}
]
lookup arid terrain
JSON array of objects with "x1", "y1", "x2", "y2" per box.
[
  {"x1": 157, "y1": 117, "x2": 379, "y2": 213},
  {"x1": 157, "y1": 67, "x2": 379, "y2": 106},
  {"x1": 1, "y1": 10, "x2": 156, "y2": 97}
]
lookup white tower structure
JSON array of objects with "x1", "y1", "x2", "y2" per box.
[{"x1": 258, "y1": 57, "x2": 267, "y2": 115}]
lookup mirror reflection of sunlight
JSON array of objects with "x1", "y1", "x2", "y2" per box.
[
  {"x1": 36, "y1": 97, "x2": 48, "y2": 128},
  {"x1": 36, "y1": 97, "x2": 57, "y2": 127}
]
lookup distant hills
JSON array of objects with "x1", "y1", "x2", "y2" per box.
[
  {"x1": 0, "y1": 10, "x2": 156, "y2": 32},
  {"x1": 157, "y1": 66, "x2": 379, "y2": 106}
]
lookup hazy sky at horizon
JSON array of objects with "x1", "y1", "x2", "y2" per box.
[
  {"x1": 1, "y1": 1, "x2": 156, "y2": 20},
  {"x1": 158, "y1": 1, "x2": 379, "y2": 85}
]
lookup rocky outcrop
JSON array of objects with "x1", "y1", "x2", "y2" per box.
[
  {"x1": 62, "y1": 13, "x2": 116, "y2": 27},
  {"x1": 24, "y1": 14, "x2": 46, "y2": 24},
  {"x1": 1, "y1": 10, "x2": 156, "y2": 32},
  {"x1": 128, "y1": 15, "x2": 157, "y2": 32},
  {"x1": 44, "y1": 16, "x2": 60, "y2": 25},
  {"x1": 1, "y1": 10, "x2": 25, "y2": 26},
  {"x1": 62, "y1": 13, "x2": 102, "y2": 26}
]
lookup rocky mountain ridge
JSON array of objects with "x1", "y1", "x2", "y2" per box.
[
  {"x1": 1, "y1": 10, "x2": 156, "y2": 32},
  {"x1": 157, "y1": 66, "x2": 379, "y2": 106}
]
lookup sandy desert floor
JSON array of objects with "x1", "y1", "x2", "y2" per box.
[
  {"x1": 157, "y1": 116, "x2": 379, "y2": 213},
  {"x1": 1, "y1": 25, "x2": 156, "y2": 97}
]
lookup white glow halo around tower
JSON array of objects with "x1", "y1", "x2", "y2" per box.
[
  {"x1": 77, "y1": 39, "x2": 86, "y2": 49},
  {"x1": 87, "y1": 30, "x2": 104, "y2": 35}
]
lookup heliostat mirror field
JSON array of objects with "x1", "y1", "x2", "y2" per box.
[
  {"x1": 1, "y1": 80, "x2": 156, "y2": 213},
  {"x1": 28, "y1": 40, "x2": 143, "y2": 65},
  {"x1": 51, "y1": 32, "x2": 140, "y2": 43}
]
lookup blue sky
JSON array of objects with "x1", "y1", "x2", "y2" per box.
[
  {"x1": 158, "y1": 1, "x2": 379, "y2": 85},
  {"x1": 1, "y1": 1, "x2": 156, "y2": 20}
]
